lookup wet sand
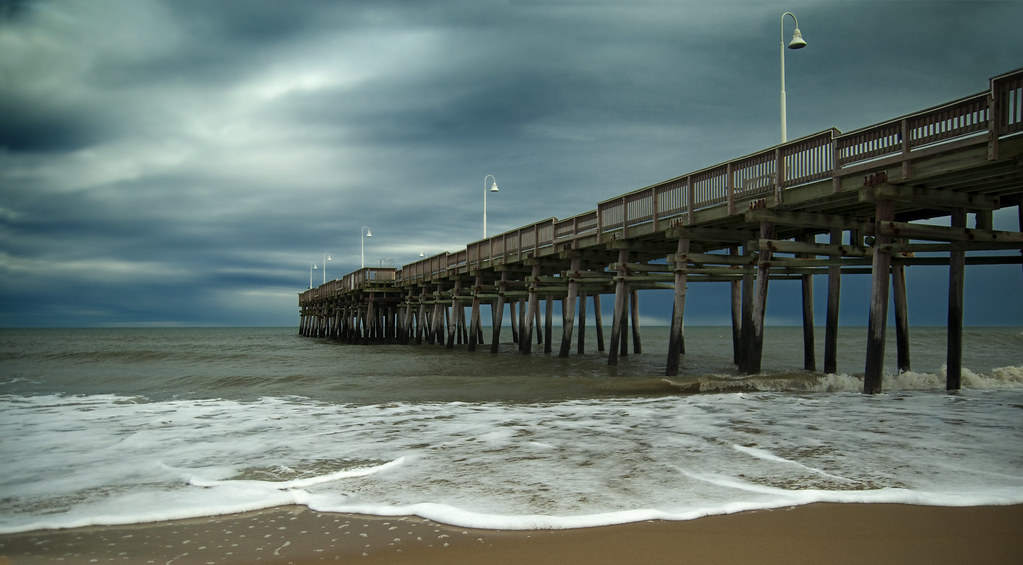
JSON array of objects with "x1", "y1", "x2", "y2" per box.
[{"x1": 2, "y1": 503, "x2": 1021, "y2": 564}]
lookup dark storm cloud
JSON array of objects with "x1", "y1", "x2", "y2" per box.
[
  {"x1": 1, "y1": 0, "x2": 1021, "y2": 327},
  {"x1": 0, "y1": 94, "x2": 110, "y2": 152}
]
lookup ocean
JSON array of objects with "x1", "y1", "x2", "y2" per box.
[{"x1": 1, "y1": 326, "x2": 1022, "y2": 534}]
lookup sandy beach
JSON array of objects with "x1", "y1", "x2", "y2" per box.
[{"x1": 2, "y1": 503, "x2": 1021, "y2": 564}]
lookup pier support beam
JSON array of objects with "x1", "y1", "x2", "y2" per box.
[
  {"x1": 739, "y1": 222, "x2": 774, "y2": 374},
  {"x1": 468, "y1": 275, "x2": 483, "y2": 351},
  {"x1": 577, "y1": 291, "x2": 588, "y2": 355},
  {"x1": 892, "y1": 251, "x2": 911, "y2": 374},
  {"x1": 447, "y1": 280, "x2": 461, "y2": 349},
  {"x1": 491, "y1": 273, "x2": 508, "y2": 353},
  {"x1": 798, "y1": 233, "x2": 816, "y2": 371},
  {"x1": 544, "y1": 295, "x2": 553, "y2": 353},
  {"x1": 593, "y1": 295, "x2": 605, "y2": 352},
  {"x1": 431, "y1": 285, "x2": 444, "y2": 345},
  {"x1": 560, "y1": 257, "x2": 582, "y2": 358},
  {"x1": 730, "y1": 247, "x2": 741, "y2": 364},
  {"x1": 511, "y1": 300, "x2": 520, "y2": 345},
  {"x1": 534, "y1": 298, "x2": 543, "y2": 346},
  {"x1": 824, "y1": 229, "x2": 842, "y2": 374},
  {"x1": 667, "y1": 237, "x2": 690, "y2": 376},
  {"x1": 364, "y1": 300, "x2": 375, "y2": 345},
  {"x1": 630, "y1": 290, "x2": 642, "y2": 354},
  {"x1": 864, "y1": 198, "x2": 895, "y2": 394},
  {"x1": 608, "y1": 250, "x2": 629, "y2": 366},
  {"x1": 522, "y1": 264, "x2": 541, "y2": 354},
  {"x1": 947, "y1": 209, "x2": 967, "y2": 390},
  {"x1": 738, "y1": 243, "x2": 755, "y2": 367},
  {"x1": 416, "y1": 291, "x2": 427, "y2": 345}
]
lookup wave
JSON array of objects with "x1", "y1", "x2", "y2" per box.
[
  {"x1": 188, "y1": 458, "x2": 406, "y2": 489},
  {"x1": 657, "y1": 364, "x2": 1023, "y2": 395},
  {"x1": 308, "y1": 486, "x2": 1023, "y2": 531}
]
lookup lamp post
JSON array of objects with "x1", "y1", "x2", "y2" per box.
[
  {"x1": 322, "y1": 253, "x2": 331, "y2": 284},
  {"x1": 780, "y1": 11, "x2": 807, "y2": 143},
  {"x1": 309, "y1": 262, "x2": 317, "y2": 289},
  {"x1": 360, "y1": 226, "x2": 372, "y2": 269},
  {"x1": 483, "y1": 174, "x2": 499, "y2": 239}
]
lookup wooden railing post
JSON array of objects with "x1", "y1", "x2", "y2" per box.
[
  {"x1": 621, "y1": 196, "x2": 628, "y2": 238},
  {"x1": 726, "y1": 162, "x2": 735, "y2": 215},
  {"x1": 652, "y1": 186, "x2": 660, "y2": 231},
  {"x1": 901, "y1": 117, "x2": 912, "y2": 179},
  {"x1": 687, "y1": 175, "x2": 696, "y2": 224},
  {"x1": 988, "y1": 85, "x2": 1000, "y2": 160}
]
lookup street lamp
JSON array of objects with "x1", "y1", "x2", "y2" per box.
[
  {"x1": 361, "y1": 226, "x2": 372, "y2": 269},
  {"x1": 483, "y1": 174, "x2": 499, "y2": 239},
  {"x1": 309, "y1": 262, "x2": 317, "y2": 289},
  {"x1": 322, "y1": 253, "x2": 331, "y2": 284},
  {"x1": 780, "y1": 11, "x2": 807, "y2": 143}
]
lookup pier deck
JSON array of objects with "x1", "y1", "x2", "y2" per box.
[{"x1": 300, "y1": 68, "x2": 1023, "y2": 393}]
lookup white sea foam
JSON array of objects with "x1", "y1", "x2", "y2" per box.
[
  {"x1": 3, "y1": 383, "x2": 1023, "y2": 534},
  {"x1": 188, "y1": 457, "x2": 406, "y2": 489}
]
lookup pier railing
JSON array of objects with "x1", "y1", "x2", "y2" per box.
[
  {"x1": 300, "y1": 267, "x2": 397, "y2": 304},
  {"x1": 378, "y1": 69, "x2": 1023, "y2": 286}
]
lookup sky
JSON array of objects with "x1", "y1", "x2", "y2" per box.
[{"x1": 1, "y1": 0, "x2": 1021, "y2": 328}]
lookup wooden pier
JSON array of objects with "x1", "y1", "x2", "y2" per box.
[{"x1": 299, "y1": 68, "x2": 1023, "y2": 394}]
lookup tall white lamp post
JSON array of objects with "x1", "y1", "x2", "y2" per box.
[
  {"x1": 309, "y1": 262, "x2": 317, "y2": 289},
  {"x1": 322, "y1": 253, "x2": 331, "y2": 284},
  {"x1": 360, "y1": 226, "x2": 372, "y2": 269},
  {"x1": 780, "y1": 11, "x2": 807, "y2": 142},
  {"x1": 483, "y1": 174, "x2": 499, "y2": 239}
]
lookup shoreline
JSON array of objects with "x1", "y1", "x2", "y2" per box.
[{"x1": 2, "y1": 503, "x2": 1022, "y2": 564}]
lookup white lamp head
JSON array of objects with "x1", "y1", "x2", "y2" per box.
[
  {"x1": 788, "y1": 28, "x2": 807, "y2": 49},
  {"x1": 489, "y1": 181, "x2": 499, "y2": 192},
  {"x1": 365, "y1": 228, "x2": 373, "y2": 237}
]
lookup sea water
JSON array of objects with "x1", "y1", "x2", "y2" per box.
[{"x1": 1, "y1": 326, "x2": 1022, "y2": 533}]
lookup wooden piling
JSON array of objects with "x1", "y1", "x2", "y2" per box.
[
  {"x1": 491, "y1": 273, "x2": 508, "y2": 353},
  {"x1": 593, "y1": 294, "x2": 605, "y2": 352},
  {"x1": 364, "y1": 300, "x2": 375, "y2": 345},
  {"x1": 560, "y1": 257, "x2": 582, "y2": 358},
  {"x1": 534, "y1": 298, "x2": 543, "y2": 346},
  {"x1": 630, "y1": 289, "x2": 641, "y2": 355},
  {"x1": 798, "y1": 234, "x2": 816, "y2": 371},
  {"x1": 511, "y1": 300, "x2": 520, "y2": 345},
  {"x1": 468, "y1": 275, "x2": 482, "y2": 351},
  {"x1": 667, "y1": 237, "x2": 690, "y2": 376},
  {"x1": 416, "y1": 292, "x2": 427, "y2": 345},
  {"x1": 740, "y1": 221, "x2": 774, "y2": 374},
  {"x1": 619, "y1": 282, "x2": 629, "y2": 358},
  {"x1": 947, "y1": 209, "x2": 966, "y2": 390},
  {"x1": 892, "y1": 254, "x2": 911, "y2": 374},
  {"x1": 577, "y1": 291, "x2": 587, "y2": 355},
  {"x1": 431, "y1": 285, "x2": 444, "y2": 345},
  {"x1": 738, "y1": 243, "x2": 755, "y2": 367},
  {"x1": 446, "y1": 280, "x2": 461, "y2": 349},
  {"x1": 864, "y1": 198, "x2": 895, "y2": 394},
  {"x1": 824, "y1": 228, "x2": 842, "y2": 374},
  {"x1": 522, "y1": 265, "x2": 541, "y2": 354},
  {"x1": 544, "y1": 295, "x2": 553, "y2": 353},
  {"x1": 608, "y1": 250, "x2": 628, "y2": 366}
]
